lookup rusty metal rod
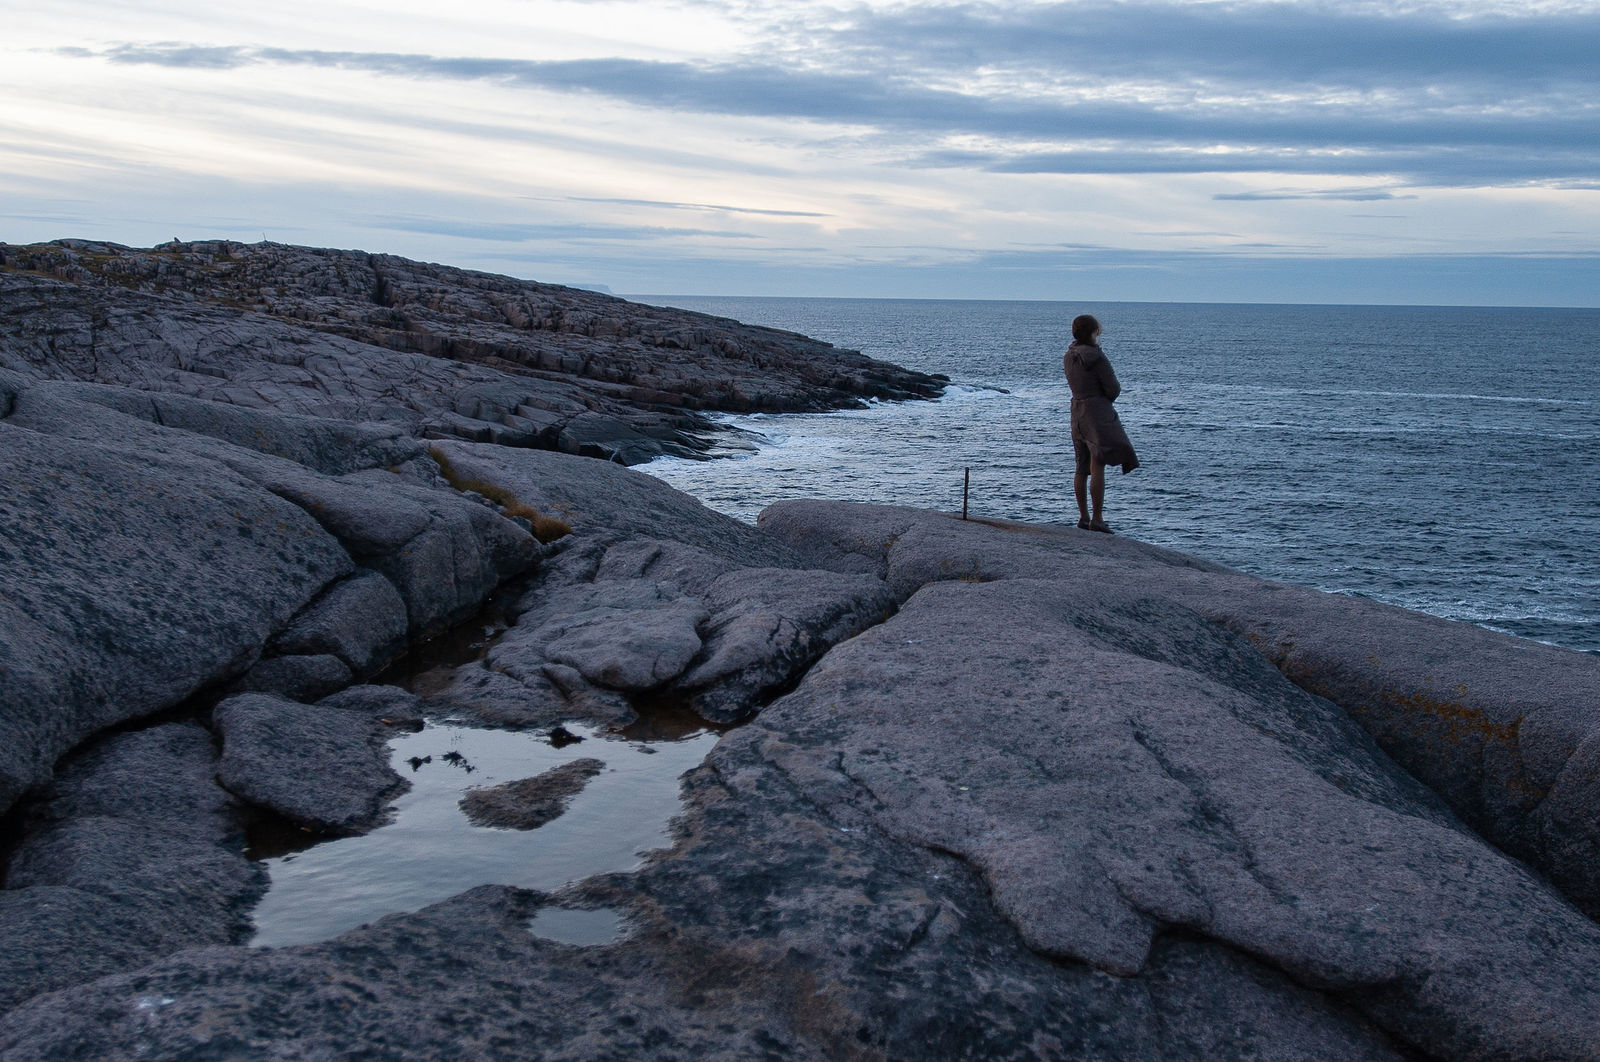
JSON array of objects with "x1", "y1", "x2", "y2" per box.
[{"x1": 962, "y1": 467, "x2": 970, "y2": 520}]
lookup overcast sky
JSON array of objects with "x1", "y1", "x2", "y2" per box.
[{"x1": 3, "y1": 0, "x2": 1597, "y2": 304}]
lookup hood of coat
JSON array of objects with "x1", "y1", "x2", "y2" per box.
[{"x1": 1066, "y1": 340, "x2": 1104, "y2": 367}]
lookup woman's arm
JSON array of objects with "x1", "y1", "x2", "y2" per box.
[{"x1": 1097, "y1": 357, "x2": 1122, "y2": 402}]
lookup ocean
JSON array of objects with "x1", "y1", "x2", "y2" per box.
[{"x1": 634, "y1": 297, "x2": 1600, "y2": 656}]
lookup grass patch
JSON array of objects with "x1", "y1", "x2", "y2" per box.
[{"x1": 429, "y1": 446, "x2": 572, "y2": 543}]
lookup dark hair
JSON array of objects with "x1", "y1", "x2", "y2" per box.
[{"x1": 1071, "y1": 314, "x2": 1101, "y2": 344}]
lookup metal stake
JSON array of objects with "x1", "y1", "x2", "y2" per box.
[{"x1": 962, "y1": 467, "x2": 970, "y2": 520}]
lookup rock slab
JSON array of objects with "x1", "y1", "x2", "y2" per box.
[{"x1": 457, "y1": 758, "x2": 605, "y2": 830}]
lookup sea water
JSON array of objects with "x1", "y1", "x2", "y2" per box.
[{"x1": 637, "y1": 298, "x2": 1600, "y2": 655}]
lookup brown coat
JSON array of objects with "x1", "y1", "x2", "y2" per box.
[{"x1": 1064, "y1": 341, "x2": 1140, "y2": 473}]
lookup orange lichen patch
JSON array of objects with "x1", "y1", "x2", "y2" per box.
[
  {"x1": 1384, "y1": 691, "x2": 1522, "y2": 751},
  {"x1": 1278, "y1": 657, "x2": 1547, "y2": 800},
  {"x1": 427, "y1": 446, "x2": 571, "y2": 544}
]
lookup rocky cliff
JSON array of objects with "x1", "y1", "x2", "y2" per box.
[
  {"x1": 3, "y1": 245, "x2": 1600, "y2": 1061},
  {"x1": 0, "y1": 239, "x2": 946, "y2": 464}
]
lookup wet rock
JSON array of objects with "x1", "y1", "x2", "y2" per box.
[
  {"x1": 458, "y1": 758, "x2": 606, "y2": 830},
  {"x1": 213, "y1": 692, "x2": 407, "y2": 833},
  {"x1": 268, "y1": 570, "x2": 409, "y2": 676},
  {"x1": 0, "y1": 724, "x2": 263, "y2": 1014},
  {"x1": 556, "y1": 411, "x2": 665, "y2": 464},
  {"x1": 425, "y1": 662, "x2": 637, "y2": 730},
  {"x1": 317, "y1": 684, "x2": 425, "y2": 727},
  {"x1": 0, "y1": 750, "x2": 1415, "y2": 1061}
]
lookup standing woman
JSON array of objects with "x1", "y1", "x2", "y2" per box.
[{"x1": 1065, "y1": 314, "x2": 1139, "y2": 533}]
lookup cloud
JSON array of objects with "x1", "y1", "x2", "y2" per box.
[
  {"x1": 366, "y1": 215, "x2": 763, "y2": 242},
  {"x1": 818, "y1": 2, "x2": 1600, "y2": 88},
  {"x1": 66, "y1": 29, "x2": 1600, "y2": 186},
  {"x1": 1213, "y1": 189, "x2": 1421, "y2": 202},
  {"x1": 924, "y1": 146, "x2": 1600, "y2": 186},
  {"x1": 564, "y1": 196, "x2": 828, "y2": 217}
]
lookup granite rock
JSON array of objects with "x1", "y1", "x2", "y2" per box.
[
  {"x1": 0, "y1": 413, "x2": 352, "y2": 816},
  {"x1": 530, "y1": 582, "x2": 711, "y2": 692},
  {"x1": 427, "y1": 441, "x2": 804, "y2": 569},
  {"x1": 0, "y1": 378, "x2": 542, "y2": 818},
  {"x1": 0, "y1": 724, "x2": 263, "y2": 1014},
  {"x1": 230, "y1": 653, "x2": 355, "y2": 702},
  {"x1": 10, "y1": 239, "x2": 1593, "y2": 1059},
  {"x1": 250, "y1": 462, "x2": 542, "y2": 637},
  {"x1": 761, "y1": 500, "x2": 1600, "y2": 920},
  {"x1": 267, "y1": 570, "x2": 410, "y2": 676},
  {"x1": 0, "y1": 737, "x2": 1416, "y2": 1061},
  {"x1": 677, "y1": 565, "x2": 897, "y2": 721},
  {"x1": 213, "y1": 692, "x2": 408, "y2": 833},
  {"x1": 0, "y1": 240, "x2": 945, "y2": 462}
]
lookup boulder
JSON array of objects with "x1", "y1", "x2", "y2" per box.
[
  {"x1": 252, "y1": 463, "x2": 541, "y2": 637},
  {"x1": 268, "y1": 570, "x2": 409, "y2": 676},
  {"x1": 676, "y1": 566, "x2": 897, "y2": 721},
  {"x1": 230, "y1": 654, "x2": 354, "y2": 702},
  {"x1": 485, "y1": 535, "x2": 896, "y2": 723},
  {"x1": 426, "y1": 441, "x2": 804, "y2": 569},
  {"x1": 212, "y1": 692, "x2": 408, "y2": 833},
  {"x1": 420, "y1": 661, "x2": 637, "y2": 730},
  {"x1": 523, "y1": 581, "x2": 710, "y2": 693}
]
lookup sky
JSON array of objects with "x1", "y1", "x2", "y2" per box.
[{"x1": 2, "y1": 0, "x2": 1598, "y2": 304}]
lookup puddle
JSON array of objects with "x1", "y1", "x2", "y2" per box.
[
  {"x1": 529, "y1": 906, "x2": 629, "y2": 947},
  {"x1": 248, "y1": 721, "x2": 718, "y2": 948},
  {"x1": 372, "y1": 599, "x2": 511, "y2": 698}
]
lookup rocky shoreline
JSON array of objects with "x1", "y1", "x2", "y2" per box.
[
  {"x1": 0, "y1": 239, "x2": 946, "y2": 464},
  {"x1": 4, "y1": 242, "x2": 1600, "y2": 1060}
]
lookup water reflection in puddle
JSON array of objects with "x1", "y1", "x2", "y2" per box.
[
  {"x1": 529, "y1": 906, "x2": 628, "y2": 947},
  {"x1": 249, "y1": 722, "x2": 718, "y2": 948}
]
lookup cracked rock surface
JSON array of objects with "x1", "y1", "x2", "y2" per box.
[
  {"x1": 762, "y1": 500, "x2": 1600, "y2": 921},
  {"x1": 430, "y1": 443, "x2": 896, "y2": 727},
  {"x1": 7, "y1": 501, "x2": 1600, "y2": 1059},
  {"x1": 0, "y1": 240, "x2": 944, "y2": 463},
  {"x1": 6, "y1": 243, "x2": 1600, "y2": 1059}
]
